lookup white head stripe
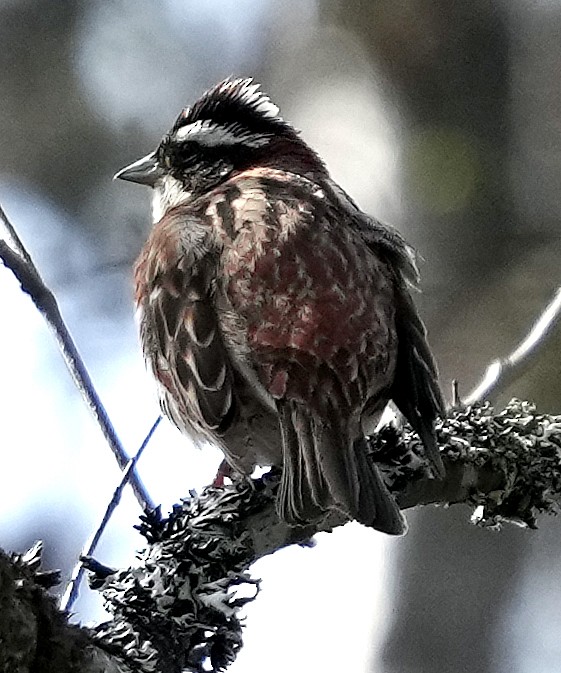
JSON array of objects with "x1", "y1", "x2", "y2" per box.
[
  {"x1": 174, "y1": 120, "x2": 215, "y2": 140},
  {"x1": 174, "y1": 121, "x2": 270, "y2": 148}
]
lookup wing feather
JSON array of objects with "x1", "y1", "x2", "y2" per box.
[
  {"x1": 355, "y1": 213, "x2": 445, "y2": 477},
  {"x1": 137, "y1": 224, "x2": 236, "y2": 438}
]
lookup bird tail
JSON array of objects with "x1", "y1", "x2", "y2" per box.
[{"x1": 276, "y1": 400, "x2": 405, "y2": 535}]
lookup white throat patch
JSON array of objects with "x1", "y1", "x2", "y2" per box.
[{"x1": 152, "y1": 174, "x2": 192, "y2": 223}]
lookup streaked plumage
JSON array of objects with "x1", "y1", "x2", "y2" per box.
[{"x1": 117, "y1": 78, "x2": 445, "y2": 534}]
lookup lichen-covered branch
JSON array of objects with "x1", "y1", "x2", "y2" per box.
[
  {"x1": 0, "y1": 543, "x2": 133, "y2": 673},
  {"x1": 84, "y1": 399, "x2": 560, "y2": 673},
  {"x1": 1, "y1": 401, "x2": 559, "y2": 672}
]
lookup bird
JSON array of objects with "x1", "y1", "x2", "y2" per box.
[{"x1": 115, "y1": 77, "x2": 445, "y2": 535}]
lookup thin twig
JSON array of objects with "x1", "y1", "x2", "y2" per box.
[
  {"x1": 0, "y1": 208, "x2": 154, "y2": 512},
  {"x1": 60, "y1": 416, "x2": 162, "y2": 613},
  {"x1": 464, "y1": 287, "x2": 561, "y2": 405},
  {"x1": 0, "y1": 202, "x2": 34, "y2": 266},
  {"x1": 451, "y1": 379, "x2": 461, "y2": 408}
]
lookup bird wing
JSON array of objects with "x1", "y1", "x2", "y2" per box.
[
  {"x1": 389, "y1": 284, "x2": 445, "y2": 477},
  {"x1": 135, "y1": 208, "x2": 236, "y2": 442},
  {"x1": 355, "y1": 214, "x2": 446, "y2": 477}
]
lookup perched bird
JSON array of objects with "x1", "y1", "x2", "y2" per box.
[{"x1": 115, "y1": 77, "x2": 444, "y2": 535}]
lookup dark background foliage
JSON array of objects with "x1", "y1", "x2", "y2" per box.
[{"x1": 1, "y1": 1, "x2": 560, "y2": 671}]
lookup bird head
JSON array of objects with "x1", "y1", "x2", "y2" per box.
[{"x1": 115, "y1": 77, "x2": 324, "y2": 222}]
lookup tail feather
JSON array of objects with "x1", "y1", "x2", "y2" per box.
[
  {"x1": 351, "y1": 439, "x2": 406, "y2": 534},
  {"x1": 294, "y1": 410, "x2": 330, "y2": 510},
  {"x1": 276, "y1": 400, "x2": 405, "y2": 535},
  {"x1": 277, "y1": 402, "x2": 324, "y2": 523}
]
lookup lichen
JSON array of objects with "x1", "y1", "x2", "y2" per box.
[
  {"x1": 93, "y1": 481, "x2": 270, "y2": 673},
  {"x1": 91, "y1": 400, "x2": 561, "y2": 671}
]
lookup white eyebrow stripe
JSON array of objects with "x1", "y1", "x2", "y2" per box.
[
  {"x1": 173, "y1": 120, "x2": 271, "y2": 148},
  {"x1": 174, "y1": 120, "x2": 215, "y2": 140}
]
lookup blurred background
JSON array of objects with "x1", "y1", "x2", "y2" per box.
[{"x1": 1, "y1": 1, "x2": 561, "y2": 671}]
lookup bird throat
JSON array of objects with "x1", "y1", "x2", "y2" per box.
[{"x1": 152, "y1": 174, "x2": 192, "y2": 224}]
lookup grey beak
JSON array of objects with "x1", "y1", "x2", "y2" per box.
[{"x1": 113, "y1": 151, "x2": 164, "y2": 187}]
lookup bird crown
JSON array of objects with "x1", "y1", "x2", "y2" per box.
[{"x1": 169, "y1": 78, "x2": 293, "y2": 145}]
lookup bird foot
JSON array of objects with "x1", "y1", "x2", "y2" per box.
[
  {"x1": 212, "y1": 459, "x2": 256, "y2": 491},
  {"x1": 212, "y1": 459, "x2": 233, "y2": 487}
]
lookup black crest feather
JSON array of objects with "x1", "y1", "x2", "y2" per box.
[{"x1": 172, "y1": 78, "x2": 292, "y2": 138}]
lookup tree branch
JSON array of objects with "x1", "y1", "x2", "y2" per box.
[
  {"x1": 60, "y1": 417, "x2": 162, "y2": 613},
  {"x1": 94, "y1": 400, "x2": 558, "y2": 671},
  {"x1": 1, "y1": 400, "x2": 553, "y2": 673},
  {"x1": 0, "y1": 208, "x2": 154, "y2": 512},
  {"x1": 464, "y1": 287, "x2": 561, "y2": 404},
  {"x1": 0, "y1": 544, "x2": 134, "y2": 673}
]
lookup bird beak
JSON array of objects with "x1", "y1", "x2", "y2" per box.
[{"x1": 113, "y1": 151, "x2": 164, "y2": 187}]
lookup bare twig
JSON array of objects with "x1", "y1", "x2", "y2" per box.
[
  {"x1": 0, "y1": 207, "x2": 154, "y2": 512},
  {"x1": 0, "y1": 202, "x2": 34, "y2": 266},
  {"x1": 451, "y1": 379, "x2": 461, "y2": 407},
  {"x1": 464, "y1": 287, "x2": 561, "y2": 405},
  {"x1": 60, "y1": 416, "x2": 162, "y2": 613}
]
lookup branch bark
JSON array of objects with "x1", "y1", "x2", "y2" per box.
[
  {"x1": 1, "y1": 400, "x2": 559, "y2": 673},
  {"x1": 0, "y1": 544, "x2": 132, "y2": 673}
]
